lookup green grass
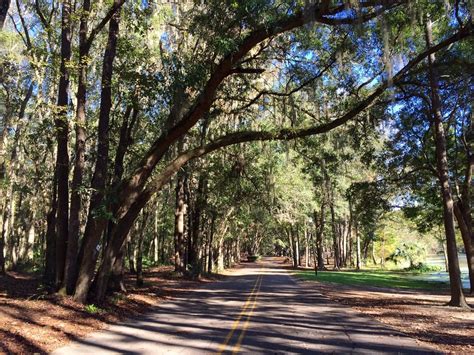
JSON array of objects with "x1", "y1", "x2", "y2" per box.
[
  {"x1": 296, "y1": 269, "x2": 449, "y2": 290},
  {"x1": 84, "y1": 304, "x2": 105, "y2": 314}
]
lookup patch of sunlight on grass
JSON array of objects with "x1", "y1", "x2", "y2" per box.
[{"x1": 296, "y1": 270, "x2": 449, "y2": 290}]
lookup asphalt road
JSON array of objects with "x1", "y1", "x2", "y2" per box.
[{"x1": 53, "y1": 258, "x2": 435, "y2": 354}]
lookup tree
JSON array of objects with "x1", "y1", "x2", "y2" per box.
[
  {"x1": 1, "y1": 1, "x2": 473, "y2": 307},
  {"x1": 0, "y1": 0, "x2": 9, "y2": 29},
  {"x1": 425, "y1": 16, "x2": 468, "y2": 308}
]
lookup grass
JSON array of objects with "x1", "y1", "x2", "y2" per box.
[
  {"x1": 296, "y1": 269, "x2": 449, "y2": 290},
  {"x1": 84, "y1": 304, "x2": 105, "y2": 314}
]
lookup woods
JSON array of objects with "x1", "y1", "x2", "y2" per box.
[{"x1": 0, "y1": 0, "x2": 473, "y2": 313}]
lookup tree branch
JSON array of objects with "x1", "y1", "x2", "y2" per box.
[
  {"x1": 15, "y1": 0, "x2": 31, "y2": 48},
  {"x1": 85, "y1": 0, "x2": 126, "y2": 52},
  {"x1": 229, "y1": 67, "x2": 266, "y2": 75},
  {"x1": 34, "y1": 0, "x2": 48, "y2": 29},
  {"x1": 123, "y1": 1, "x2": 404, "y2": 193},
  {"x1": 117, "y1": 0, "x2": 465, "y2": 222},
  {"x1": 232, "y1": 56, "x2": 336, "y2": 113},
  {"x1": 143, "y1": 23, "x2": 474, "y2": 199}
]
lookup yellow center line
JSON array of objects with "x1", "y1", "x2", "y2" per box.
[
  {"x1": 217, "y1": 269, "x2": 263, "y2": 354},
  {"x1": 231, "y1": 275, "x2": 263, "y2": 354}
]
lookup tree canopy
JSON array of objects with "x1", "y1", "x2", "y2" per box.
[{"x1": 0, "y1": 0, "x2": 472, "y2": 308}]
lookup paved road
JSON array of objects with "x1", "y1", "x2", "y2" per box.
[{"x1": 53, "y1": 258, "x2": 435, "y2": 354}]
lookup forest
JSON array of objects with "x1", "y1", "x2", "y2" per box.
[{"x1": 0, "y1": 0, "x2": 473, "y2": 321}]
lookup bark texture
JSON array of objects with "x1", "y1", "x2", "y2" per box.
[{"x1": 425, "y1": 18, "x2": 468, "y2": 308}]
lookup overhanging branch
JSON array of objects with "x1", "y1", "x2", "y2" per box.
[
  {"x1": 85, "y1": 0, "x2": 126, "y2": 52},
  {"x1": 123, "y1": 0, "x2": 405, "y2": 196},
  {"x1": 145, "y1": 23, "x2": 474, "y2": 197}
]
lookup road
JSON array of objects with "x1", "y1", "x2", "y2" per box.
[{"x1": 53, "y1": 258, "x2": 435, "y2": 354}]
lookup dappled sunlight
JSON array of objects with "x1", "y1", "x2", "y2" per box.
[
  {"x1": 53, "y1": 259, "x2": 436, "y2": 354},
  {"x1": 1, "y1": 0, "x2": 473, "y2": 353}
]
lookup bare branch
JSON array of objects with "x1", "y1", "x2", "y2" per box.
[
  {"x1": 116, "y1": 0, "x2": 463, "y2": 219},
  {"x1": 85, "y1": 0, "x2": 126, "y2": 52},
  {"x1": 34, "y1": 0, "x2": 48, "y2": 28},
  {"x1": 233, "y1": 56, "x2": 336, "y2": 114},
  {"x1": 15, "y1": 0, "x2": 31, "y2": 48}
]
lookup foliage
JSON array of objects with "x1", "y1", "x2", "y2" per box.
[
  {"x1": 84, "y1": 304, "x2": 105, "y2": 314},
  {"x1": 404, "y1": 263, "x2": 443, "y2": 273},
  {"x1": 386, "y1": 243, "x2": 427, "y2": 268},
  {"x1": 0, "y1": 0, "x2": 472, "y2": 305}
]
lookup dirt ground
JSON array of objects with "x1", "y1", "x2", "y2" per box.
[
  {"x1": 299, "y1": 277, "x2": 474, "y2": 353},
  {"x1": 0, "y1": 267, "x2": 218, "y2": 354}
]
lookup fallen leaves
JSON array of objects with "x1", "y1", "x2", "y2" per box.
[
  {"x1": 0, "y1": 266, "x2": 218, "y2": 354},
  {"x1": 307, "y1": 280, "x2": 474, "y2": 353}
]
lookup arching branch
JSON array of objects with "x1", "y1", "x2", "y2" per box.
[
  {"x1": 138, "y1": 22, "x2": 474, "y2": 209},
  {"x1": 118, "y1": 1, "x2": 405, "y2": 213}
]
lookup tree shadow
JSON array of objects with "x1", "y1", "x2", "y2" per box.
[{"x1": 52, "y1": 261, "x2": 441, "y2": 354}]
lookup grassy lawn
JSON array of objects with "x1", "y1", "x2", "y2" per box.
[{"x1": 296, "y1": 269, "x2": 449, "y2": 290}]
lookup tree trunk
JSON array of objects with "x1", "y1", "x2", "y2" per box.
[
  {"x1": 136, "y1": 212, "x2": 149, "y2": 287},
  {"x1": 64, "y1": 0, "x2": 92, "y2": 295},
  {"x1": 235, "y1": 233, "x2": 241, "y2": 264},
  {"x1": 287, "y1": 228, "x2": 296, "y2": 268},
  {"x1": 55, "y1": 0, "x2": 72, "y2": 290},
  {"x1": 100, "y1": 107, "x2": 139, "y2": 290},
  {"x1": 295, "y1": 226, "x2": 301, "y2": 267},
  {"x1": 211, "y1": 209, "x2": 233, "y2": 272},
  {"x1": 188, "y1": 174, "x2": 206, "y2": 275},
  {"x1": 454, "y1": 202, "x2": 474, "y2": 294},
  {"x1": 310, "y1": 231, "x2": 318, "y2": 275},
  {"x1": 93, "y1": 194, "x2": 147, "y2": 303},
  {"x1": 127, "y1": 240, "x2": 136, "y2": 274},
  {"x1": 314, "y1": 209, "x2": 325, "y2": 270},
  {"x1": 356, "y1": 223, "x2": 361, "y2": 270},
  {"x1": 442, "y1": 237, "x2": 449, "y2": 272},
  {"x1": 0, "y1": 83, "x2": 32, "y2": 273},
  {"x1": 304, "y1": 226, "x2": 309, "y2": 268},
  {"x1": 92, "y1": 180, "x2": 180, "y2": 303},
  {"x1": 109, "y1": 245, "x2": 127, "y2": 293},
  {"x1": 0, "y1": 216, "x2": 5, "y2": 273},
  {"x1": 154, "y1": 208, "x2": 159, "y2": 264},
  {"x1": 174, "y1": 173, "x2": 187, "y2": 273},
  {"x1": 207, "y1": 214, "x2": 215, "y2": 273},
  {"x1": 371, "y1": 240, "x2": 377, "y2": 265},
  {"x1": 43, "y1": 172, "x2": 57, "y2": 286},
  {"x1": 342, "y1": 221, "x2": 347, "y2": 267},
  {"x1": 136, "y1": 238, "x2": 144, "y2": 287},
  {"x1": 217, "y1": 235, "x2": 225, "y2": 271},
  {"x1": 2, "y1": 180, "x2": 14, "y2": 270},
  {"x1": 362, "y1": 237, "x2": 370, "y2": 261},
  {"x1": 381, "y1": 237, "x2": 385, "y2": 267},
  {"x1": 348, "y1": 198, "x2": 354, "y2": 267},
  {"x1": 426, "y1": 18, "x2": 468, "y2": 308},
  {"x1": 160, "y1": 228, "x2": 166, "y2": 264},
  {"x1": 455, "y1": 108, "x2": 473, "y2": 292},
  {"x1": 330, "y1": 202, "x2": 340, "y2": 269},
  {"x1": 73, "y1": 3, "x2": 122, "y2": 303}
]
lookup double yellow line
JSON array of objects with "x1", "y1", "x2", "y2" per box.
[{"x1": 217, "y1": 273, "x2": 263, "y2": 354}]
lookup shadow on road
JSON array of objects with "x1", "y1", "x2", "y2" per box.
[{"x1": 54, "y1": 257, "x2": 438, "y2": 354}]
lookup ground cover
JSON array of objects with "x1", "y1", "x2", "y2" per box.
[
  {"x1": 0, "y1": 267, "x2": 218, "y2": 354},
  {"x1": 296, "y1": 269, "x2": 473, "y2": 353},
  {"x1": 297, "y1": 269, "x2": 449, "y2": 290}
]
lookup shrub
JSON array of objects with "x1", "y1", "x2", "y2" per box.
[
  {"x1": 247, "y1": 255, "x2": 260, "y2": 262},
  {"x1": 404, "y1": 263, "x2": 442, "y2": 273},
  {"x1": 84, "y1": 304, "x2": 104, "y2": 314}
]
